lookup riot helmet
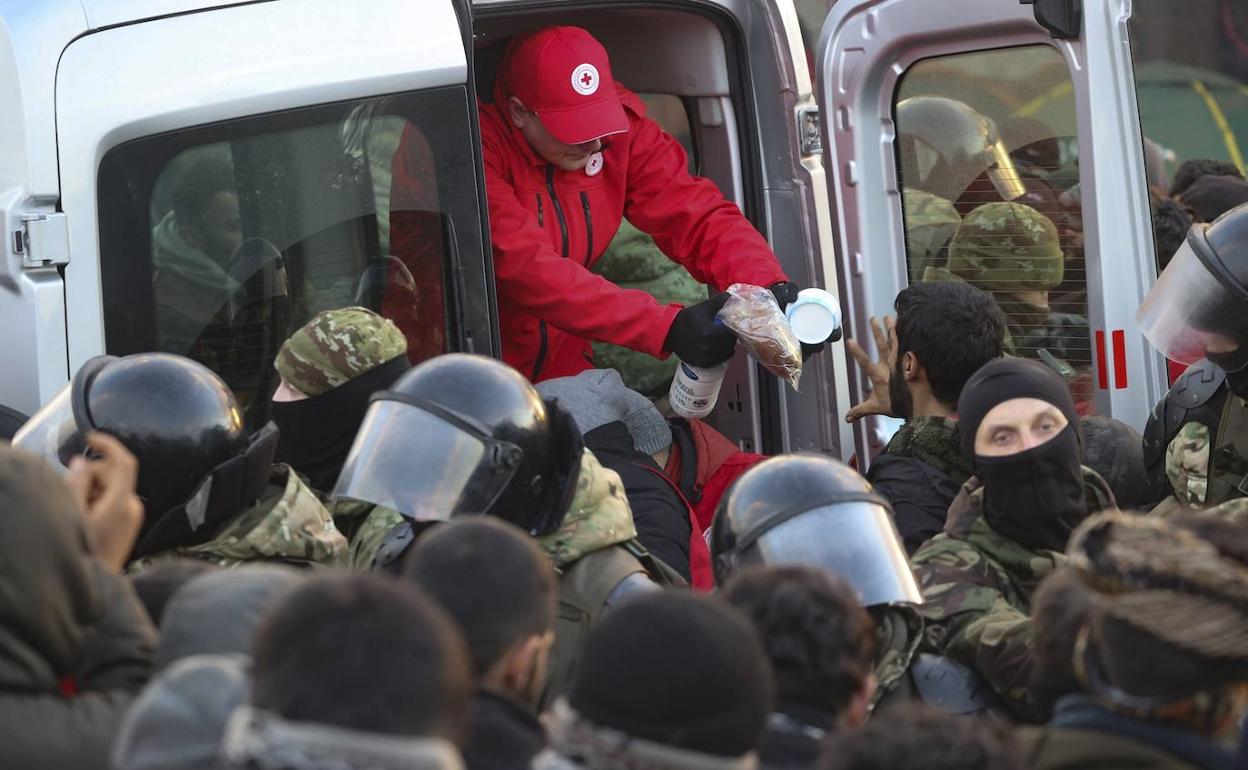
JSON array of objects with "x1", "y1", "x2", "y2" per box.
[
  {"x1": 711, "y1": 453, "x2": 922, "y2": 607},
  {"x1": 14, "y1": 353, "x2": 279, "y2": 558},
  {"x1": 896, "y1": 96, "x2": 1026, "y2": 205},
  {"x1": 1137, "y1": 202, "x2": 1248, "y2": 384},
  {"x1": 331, "y1": 354, "x2": 582, "y2": 536}
]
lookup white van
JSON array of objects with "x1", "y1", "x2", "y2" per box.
[{"x1": 0, "y1": 0, "x2": 1191, "y2": 465}]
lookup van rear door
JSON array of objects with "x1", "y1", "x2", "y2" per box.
[
  {"x1": 55, "y1": 0, "x2": 494, "y2": 423},
  {"x1": 814, "y1": 0, "x2": 1161, "y2": 464}
]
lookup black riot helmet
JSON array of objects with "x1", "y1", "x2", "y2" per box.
[
  {"x1": 1139, "y1": 203, "x2": 1248, "y2": 383},
  {"x1": 711, "y1": 453, "x2": 922, "y2": 608},
  {"x1": 896, "y1": 96, "x2": 1026, "y2": 205},
  {"x1": 331, "y1": 354, "x2": 582, "y2": 536},
  {"x1": 14, "y1": 353, "x2": 279, "y2": 558}
]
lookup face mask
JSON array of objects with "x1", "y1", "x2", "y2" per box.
[
  {"x1": 976, "y1": 423, "x2": 1086, "y2": 553},
  {"x1": 270, "y1": 356, "x2": 410, "y2": 492}
]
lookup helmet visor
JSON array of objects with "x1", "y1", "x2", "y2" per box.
[
  {"x1": 11, "y1": 384, "x2": 82, "y2": 473},
  {"x1": 751, "y1": 502, "x2": 923, "y2": 607},
  {"x1": 1137, "y1": 238, "x2": 1244, "y2": 366},
  {"x1": 330, "y1": 399, "x2": 520, "y2": 522},
  {"x1": 987, "y1": 141, "x2": 1027, "y2": 201}
]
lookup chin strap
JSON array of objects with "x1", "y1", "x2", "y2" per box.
[{"x1": 131, "y1": 423, "x2": 281, "y2": 559}]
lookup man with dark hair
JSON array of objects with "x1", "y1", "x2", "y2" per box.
[
  {"x1": 536, "y1": 592, "x2": 774, "y2": 770},
  {"x1": 1149, "y1": 187, "x2": 1193, "y2": 272},
  {"x1": 819, "y1": 703, "x2": 1022, "y2": 770},
  {"x1": 846, "y1": 282, "x2": 1008, "y2": 551},
  {"x1": 1019, "y1": 513, "x2": 1248, "y2": 769},
  {"x1": 405, "y1": 518, "x2": 556, "y2": 770},
  {"x1": 1169, "y1": 158, "x2": 1244, "y2": 198},
  {"x1": 722, "y1": 565, "x2": 877, "y2": 768},
  {"x1": 224, "y1": 574, "x2": 471, "y2": 769}
]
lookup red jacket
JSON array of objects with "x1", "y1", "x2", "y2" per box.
[
  {"x1": 665, "y1": 418, "x2": 767, "y2": 536},
  {"x1": 478, "y1": 58, "x2": 787, "y2": 382}
]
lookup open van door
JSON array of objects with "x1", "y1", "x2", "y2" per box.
[
  {"x1": 815, "y1": 0, "x2": 1164, "y2": 466},
  {"x1": 54, "y1": 0, "x2": 494, "y2": 424}
]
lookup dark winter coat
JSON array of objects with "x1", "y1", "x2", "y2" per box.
[
  {"x1": 0, "y1": 445, "x2": 158, "y2": 769},
  {"x1": 867, "y1": 416, "x2": 971, "y2": 553},
  {"x1": 462, "y1": 691, "x2": 546, "y2": 770}
]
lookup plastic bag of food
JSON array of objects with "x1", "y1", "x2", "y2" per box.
[{"x1": 716, "y1": 283, "x2": 803, "y2": 391}]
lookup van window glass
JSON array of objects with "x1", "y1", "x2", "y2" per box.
[
  {"x1": 1129, "y1": 2, "x2": 1248, "y2": 267},
  {"x1": 639, "y1": 93, "x2": 697, "y2": 173},
  {"x1": 97, "y1": 87, "x2": 487, "y2": 427},
  {"x1": 894, "y1": 46, "x2": 1094, "y2": 413}
]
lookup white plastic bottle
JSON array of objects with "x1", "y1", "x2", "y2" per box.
[
  {"x1": 785, "y1": 288, "x2": 842, "y2": 345},
  {"x1": 669, "y1": 360, "x2": 729, "y2": 420}
]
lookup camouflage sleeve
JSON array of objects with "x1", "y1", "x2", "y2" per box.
[
  {"x1": 347, "y1": 506, "x2": 405, "y2": 570},
  {"x1": 912, "y1": 540, "x2": 1038, "y2": 720},
  {"x1": 1165, "y1": 421, "x2": 1212, "y2": 507}
]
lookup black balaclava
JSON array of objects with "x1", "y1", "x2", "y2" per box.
[
  {"x1": 271, "y1": 355, "x2": 410, "y2": 492},
  {"x1": 957, "y1": 358, "x2": 1085, "y2": 553}
]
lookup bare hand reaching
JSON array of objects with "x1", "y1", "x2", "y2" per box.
[
  {"x1": 844, "y1": 315, "x2": 898, "y2": 423},
  {"x1": 65, "y1": 432, "x2": 145, "y2": 574}
]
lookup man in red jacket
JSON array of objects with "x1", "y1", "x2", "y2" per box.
[{"x1": 470, "y1": 25, "x2": 797, "y2": 382}]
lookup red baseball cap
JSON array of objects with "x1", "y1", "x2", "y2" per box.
[{"x1": 504, "y1": 26, "x2": 629, "y2": 146}]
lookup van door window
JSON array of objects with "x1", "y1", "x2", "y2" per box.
[
  {"x1": 893, "y1": 45, "x2": 1093, "y2": 413},
  {"x1": 97, "y1": 87, "x2": 487, "y2": 426}
]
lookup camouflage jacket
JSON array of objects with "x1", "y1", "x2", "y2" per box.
[
  {"x1": 883, "y1": 416, "x2": 972, "y2": 483},
  {"x1": 1161, "y1": 393, "x2": 1248, "y2": 510},
  {"x1": 538, "y1": 448, "x2": 638, "y2": 570},
  {"x1": 870, "y1": 604, "x2": 925, "y2": 710},
  {"x1": 128, "y1": 465, "x2": 349, "y2": 573},
  {"x1": 329, "y1": 499, "x2": 404, "y2": 570},
  {"x1": 903, "y1": 189, "x2": 961, "y2": 284},
  {"x1": 909, "y1": 470, "x2": 1112, "y2": 722}
]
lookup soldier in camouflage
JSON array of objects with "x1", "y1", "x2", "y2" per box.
[
  {"x1": 911, "y1": 358, "x2": 1115, "y2": 722},
  {"x1": 269, "y1": 306, "x2": 412, "y2": 567},
  {"x1": 330, "y1": 353, "x2": 682, "y2": 708},
  {"x1": 14, "y1": 352, "x2": 348, "y2": 572},
  {"x1": 923, "y1": 201, "x2": 1066, "y2": 353},
  {"x1": 1139, "y1": 203, "x2": 1248, "y2": 515},
  {"x1": 903, "y1": 189, "x2": 962, "y2": 284}
]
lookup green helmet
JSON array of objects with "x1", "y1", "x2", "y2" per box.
[{"x1": 947, "y1": 202, "x2": 1064, "y2": 293}]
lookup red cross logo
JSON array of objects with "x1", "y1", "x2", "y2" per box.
[{"x1": 571, "y1": 63, "x2": 601, "y2": 96}]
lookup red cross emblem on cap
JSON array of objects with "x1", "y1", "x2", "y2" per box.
[{"x1": 571, "y1": 63, "x2": 600, "y2": 96}]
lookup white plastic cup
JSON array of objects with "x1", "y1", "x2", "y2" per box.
[
  {"x1": 786, "y1": 288, "x2": 842, "y2": 345},
  {"x1": 669, "y1": 360, "x2": 728, "y2": 420}
]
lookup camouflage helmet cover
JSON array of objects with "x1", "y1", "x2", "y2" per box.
[
  {"x1": 274, "y1": 307, "x2": 408, "y2": 397},
  {"x1": 947, "y1": 202, "x2": 1064, "y2": 293}
]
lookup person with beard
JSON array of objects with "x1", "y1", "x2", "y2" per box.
[
  {"x1": 404, "y1": 518, "x2": 556, "y2": 770},
  {"x1": 845, "y1": 282, "x2": 1008, "y2": 552},
  {"x1": 1140, "y1": 204, "x2": 1248, "y2": 515},
  {"x1": 270, "y1": 307, "x2": 411, "y2": 565},
  {"x1": 909, "y1": 357, "x2": 1115, "y2": 722}
]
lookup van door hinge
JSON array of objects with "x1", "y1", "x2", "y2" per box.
[
  {"x1": 797, "y1": 105, "x2": 822, "y2": 156},
  {"x1": 15, "y1": 213, "x2": 69, "y2": 268}
]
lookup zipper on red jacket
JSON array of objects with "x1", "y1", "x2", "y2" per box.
[
  {"x1": 532, "y1": 166, "x2": 570, "y2": 381},
  {"x1": 535, "y1": 194, "x2": 544, "y2": 227},
  {"x1": 580, "y1": 191, "x2": 593, "y2": 264}
]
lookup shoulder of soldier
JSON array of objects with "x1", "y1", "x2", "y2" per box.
[
  {"x1": 903, "y1": 189, "x2": 961, "y2": 224},
  {"x1": 347, "y1": 505, "x2": 406, "y2": 570}
]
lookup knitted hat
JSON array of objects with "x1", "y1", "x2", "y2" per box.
[
  {"x1": 274, "y1": 307, "x2": 407, "y2": 397},
  {"x1": 568, "y1": 592, "x2": 773, "y2": 756},
  {"x1": 536, "y1": 368, "x2": 672, "y2": 456}
]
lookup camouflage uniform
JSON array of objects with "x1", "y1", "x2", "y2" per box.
[
  {"x1": 882, "y1": 416, "x2": 973, "y2": 484},
  {"x1": 902, "y1": 189, "x2": 962, "y2": 284},
  {"x1": 274, "y1": 306, "x2": 408, "y2": 397},
  {"x1": 328, "y1": 499, "x2": 404, "y2": 570},
  {"x1": 1160, "y1": 394, "x2": 1248, "y2": 511},
  {"x1": 909, "y1": 468, "x2": 1114, "y2": 722},
  {"x1": 870, "y1": 604, "x2": 925, "y2": 711},
  {"x1": 538, "y1": 448, "x2": 638, "y2": 569},
  {"x1": 128, "y1": 464, "x2": 349, "y2": 573},
  {"x1": 590, "y1": 219, "x2": 708, "y2": 398}
]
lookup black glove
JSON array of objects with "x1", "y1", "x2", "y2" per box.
[
  {"x1": 665, "y1": 293, "x2": 738, "y2": 367},
  {"x1": 768, "y1": 281, "x2": 830, "y2": 360}
]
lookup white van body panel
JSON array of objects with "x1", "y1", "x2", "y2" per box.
[{"x1": 54, "y1": 0, "x2": 466, "y2": 391}]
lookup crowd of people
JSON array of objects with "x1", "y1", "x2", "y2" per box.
[{"x1": 6, "y1": 21, "x2": 1248, "y2": 770}]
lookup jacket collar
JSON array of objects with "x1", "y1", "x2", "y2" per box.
[
  {"x1": 221, "y1": 706, "x2": 463, "y2": 770},
  {"x1": 1050, "y1": 695, "x2": 1235, "y2": 770},
  {"x1": 884, "y1": 416, "x2": 972, "y2": 483},
  {"x1": 538, "y1": 449, "x2": 638, "y2": 569}
]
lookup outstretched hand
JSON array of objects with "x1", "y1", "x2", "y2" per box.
[
  {"x1": 844, "y1": 315, "x2": 898, "y2": 423},
  {"x1": 66, "y1": 432, "x2": 145, "y2": 574}
]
